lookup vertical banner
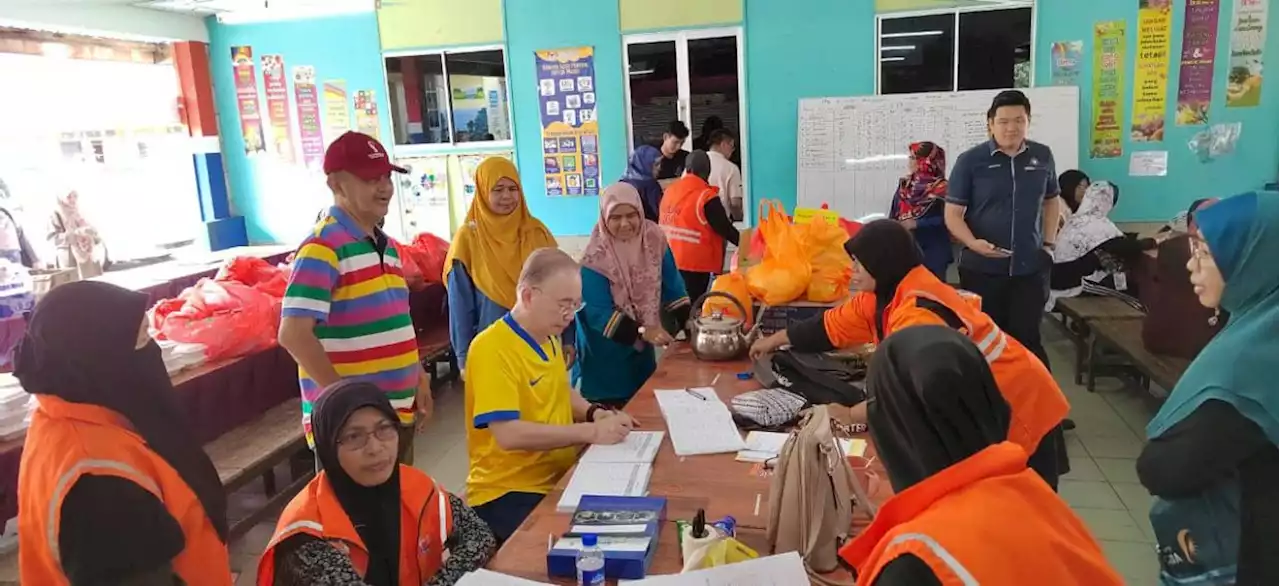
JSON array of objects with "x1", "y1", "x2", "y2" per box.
[
  {"x1": 1225, "y1": 0, "x2": 1270, "y2": 107},
  {"x1": 1131, "y1": 1, "x2": 1174, "y2": 142},
  {"x1": 1090, "y1": 21, "x2": 1127, "y2": 159},
  {"x1": 292, "y1": 66, "x2": 325, "y2": 170},
  {"x1": 321, "y1": 80, "x2": 350, "y2": 146},
  {"x1": 1176, "y1": 0, "x2": 1223, "y2": 125},
  {"x1": 261, "y1": 55, "x2": 295, "y2": 163},
  {"x1": 353, "y1": 89, "x2": 381, "y2": 139},
  {"x1": 230, "y1": 46, "x2": 265, "y2": 154},
  {"x1": 1050, "y1": 41, "x2": 1085, "y2": 86},
  {"x1": 535, "y1": 46, "x2": 601, "y2": 197}
]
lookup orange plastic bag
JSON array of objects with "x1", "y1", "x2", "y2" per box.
[
  {"x1": 799, "y1": 215, "x2": 854, "y2": 302},
  {"x1": 702, "y1": 272, "x2": 753, "y2": 328},
  {"x1": 746, "y1": 200, "x2": 811, "y2": 306},
  {"x1": 215, "y1": 256, "x2": 290, "y2": 298}
]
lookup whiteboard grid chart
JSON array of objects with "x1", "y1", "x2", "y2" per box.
[{"x1": 796, "y1": 87, "x2": 1080, "y2": 220}]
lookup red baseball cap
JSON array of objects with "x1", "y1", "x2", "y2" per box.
[{"x1": 323, "y1": 131, "x2": 406, "y2": 180}]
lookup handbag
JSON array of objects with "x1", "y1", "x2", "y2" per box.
[{"x1": 759, "y1": 350, "x2": 867, "y2": 407}]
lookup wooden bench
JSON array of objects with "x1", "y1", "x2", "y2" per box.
[
  {"x1": 1048, "y1": 296, "x2": 1145, "y2": 386},
  {"x1": 1087, "y1": 319, "x2": 1191, "y2": 397}
]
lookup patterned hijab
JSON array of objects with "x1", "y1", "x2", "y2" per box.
[
  {"x1": 443, "y1": 157, "x2": 557, "y2": 308},
  {"x1": 892, "y1": 142, "x2": 948, "y2": 221},
  {"x1": 580, "y1": 183, "x2": 668, "y2": 328},
  {"x1": 1054, "y1": 181, "x2": 1123, "y2": 263}
]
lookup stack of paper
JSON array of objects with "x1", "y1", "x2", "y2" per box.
[
  {"x1": 578, "y1": 431, "x2": 665, "y2": 464},
  {"x1": 457, "y1": 569, "x2": 553, "y2": 585},
  {"x1": 654, "y1": 388, "x2": 746, "y2": 456},
  {"x1": 735, "y1": 431, "x2": 867, "y2": 463},
  {"x1": 556, "y1": 462, "x2": 653, "y2": 512},
  {"x1": 620, "y1": 552, "x2": 809, "y2": 584}
]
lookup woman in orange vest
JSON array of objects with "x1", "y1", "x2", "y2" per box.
[
  {"x1": 16, "y1": 281, "x2": 232, "y2": 584},
  {"x1": 658, "y1": 150, "x2": 740, "y2": 302},
  {"x1": 750, "y1": 219, "x2": 1069, "y2": 489},
  {"x1": 839, "y1": 326, "x2": 1122, "y2": 585},
  {"x1": 258, "y1": 380, "x2": 494, "y2": 585}
]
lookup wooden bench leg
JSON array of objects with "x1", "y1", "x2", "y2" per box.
[
  {"x1": 262, "y1": 468, "x2": 277, "y2": 496},
  {"x1": 1085, "y1": 336, "x2": 1099, "y2": 393}
]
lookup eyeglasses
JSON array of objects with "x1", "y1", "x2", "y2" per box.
[
  {"x1": 533, "y1": 287, "x2": 585, "y2": 317},
  {"x1": 336, "y1": 421, "x2": 399, "y2": 451}
]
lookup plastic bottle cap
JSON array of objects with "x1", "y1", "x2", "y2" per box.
[
  {"x1": 582, "y1": 534, "x2": 597, "y2": 547},
  {"x1": 736, "y1": 372, "x2": 752, "y2": 380}
]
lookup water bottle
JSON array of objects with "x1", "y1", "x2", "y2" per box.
[{"x1": 576, "y1": 533, "x2": 605, "y2": 585}]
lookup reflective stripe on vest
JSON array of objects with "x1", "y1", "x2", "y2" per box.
[
  {"x1": 49, "y1": 459, "x2": 160, "y2": 562},
  {"x1": 267, "y1": 520, "x2": 326, "y2": 549},
  {"x1": 661, "y1": 225, "x2": 703, "y2": 245},
  {"x1": 887, "y1": 533, "x2": 979, "y2": 586},
  {"x1": 908, "y1": 289, "x2": 1008, "y2": 364}
]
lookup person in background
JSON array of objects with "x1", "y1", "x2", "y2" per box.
[
  {"x1": 279, "y1": 131, "x2": 433, "y2": 466},
  {"x1": 0, "y1": 204, "x2": 39, "y2": 269},
  {"x1": 16, "y1": 281, "x2": 232, "y2": 584},
  {"x1": 575, "y1": 183, "x2": 690, "y2": 409},
  {"x1": 650, "y1": 120, "x2": 690, "y2": 180},
  {"x1": 659, "y1": 150, "x2": 740, "y2": 303},
  {"x1": 691, "y1": 115, "x2": 723, "y2": 153},
  {"x1": 47, "y1": 188, "x2": 103, "y2": 278},
  {"x1": 258, "y1": 380, "x2": 494, "y2": 586},
  {"x1": 889, "y1": 141, "x2": 951, "y2": 279},
  {"x1": 706, "y1": 128, "x2": 745, "y2": 222},
  {"x1": 945, "y1": 90, "x2": 1060, "y2": 367},
  {"x1": 838, "y1": 326, "x2": 1123, "y2": 586},
  {"x1": 444, "y1": 157, "x2": 564, "y2": 372},
  {"x1": 1057, "y1": 169, "x2": 1091, "y2": 214},
  {"x1": 465, "y1": 248, "x2": 637, "y2": 544},
  {"x1": 621, "y1": 145, "x2": 665, "y2": 222},
  {"x1": 1137, "y1": 191, "x2": 1277, "y2": 586},
  {"x1": 1049, "y1": 181, "x2": 1154, "y2": 309},
  {"x1": 749, "y1": 220, "x2": 1069, "y2": 489}
]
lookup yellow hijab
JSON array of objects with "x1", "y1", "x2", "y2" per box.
[{"x1": 443, "y1": 157, "x2": 557, "y2": 308}]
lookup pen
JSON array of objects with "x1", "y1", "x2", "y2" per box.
[{"x1": 685, "y1": 388, "x2": 708, "y2": 401}]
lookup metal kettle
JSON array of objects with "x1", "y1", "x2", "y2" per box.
[{"x1": 687, "y1": 291, "x2": 757, "y2": 361}]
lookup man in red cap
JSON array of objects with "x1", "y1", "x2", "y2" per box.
[{"x1": 278, "y1": 132, "x2": 433, "y2": 467}]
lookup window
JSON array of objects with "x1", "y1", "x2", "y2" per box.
[
  {"x1": 878, "y1": 7, "x2": 1032, "y2": 94},
  {"x1": 384, "y1": 49, "x2": 512, "y2": 146}
]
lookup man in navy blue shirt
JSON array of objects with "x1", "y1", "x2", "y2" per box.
[{"x1": 943, "y1": 90, "x2": 1062, "y2": 367}]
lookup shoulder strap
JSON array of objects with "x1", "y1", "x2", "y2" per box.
[{"x1": 915, "y1": 297, "x2": 966, "y2": 331}]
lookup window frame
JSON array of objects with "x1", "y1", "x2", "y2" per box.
[
  {"x1": 381, "y1": 44, "x2": 515, "y2": 153},
  {"x1": 874, "y1": 2, "x2": 1037, "y2": 95}
]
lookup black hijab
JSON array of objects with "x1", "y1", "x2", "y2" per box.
[
  {"x1": 866, "y1": 326, "x2": 1012, "y2": 493},
  {"x1": 14, "y1": 281, "x2": 228, "y2": 541},
  {"x1": 312, "y1": 380, "x2": 402, "y2": 586},
  {"x1": 843, "y1": 219, "x2": 924, "y2": 338},
  {"x1": 1058, "y1": 170, "x2": 1090, "y2": 212}
]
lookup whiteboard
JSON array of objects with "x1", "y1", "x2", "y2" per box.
[{"x1": 796, "y1": 87, "x2": 1080, "y2": 220}]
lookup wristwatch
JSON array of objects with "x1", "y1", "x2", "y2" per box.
[{"x1": 586, "y1": 403, "x2": 611, "y2": 422}]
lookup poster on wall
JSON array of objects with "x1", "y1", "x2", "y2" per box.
[
  {"x1": 230, "y1": 46, "x2": 266, "y2": 155},
  {"x1": 1130, "y1": 0, "x2": 1173, "y2": 142},
  {"x1": 459, "y1": 154, "x2": 486, "y2": 211},
  {"x1": 535, "y1": 46, "x2": 601, "y2": 197},
  {"x1": 1225, "y1": 0, "x2": 1270, "y2": 107},
  {"x1": 1050, "y1": 41, "x2": 1085, "y2": 86},
  {"x1": 1175, "y1": 0, "x2": 1222, "y2": 125},
  {"x1": 321, "y1": 80, "x2": 351, "y2": 146},
  {"x1": 1090, "y1": 21, "x2": 1126, "y2": 159},
  {"x1": 261, "y1": 55, "x2": 295, "y2": 163},
  {"x1": 354, "y1": 89, "x2": 381, "y2": 139},
  {"x1": 393, "y1": 156, "x2": 451, "y2": 239},
  {"x1": 293, "y1": 66, "x2": 325, "y2": 170}
]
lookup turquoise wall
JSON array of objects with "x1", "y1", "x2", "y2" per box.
[
  {"x1": 743, "y1": 0, "x2": 877, "y2": 219},
  {"x1": 502, "y1": 0, "x2": 627, "y2": 235},
  {"x1": 1035, "y1": 1, "x2": 1279, "y2": 221},
  {"x1": 207, "y1": 13, "x2": 393, "y2": 244}
]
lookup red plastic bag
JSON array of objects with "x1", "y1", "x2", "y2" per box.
[
  {"x1": 216, "y1": 256, "x2": 290, "y2": 298},
  {"x1": 402, "y1": 233, "x2": 451, "y2": 286},
  {"x1": 151, "y1": 279, "x2": 280, "y2": 361},
  {"x1": 393, "y1": 237, "x2": 426, "y2": 290},
  {"x1": 746, "y1": 200, "x2": 811, "y2": 306}
]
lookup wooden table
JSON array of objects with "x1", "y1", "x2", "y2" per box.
[{"x1": 486, "y1": 344, "x2": 886, "y2": 584}]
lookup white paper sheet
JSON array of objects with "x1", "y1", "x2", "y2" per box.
[
  {"x1": 622, "y1": 552, "x2": 809, "y2": 585},
  {"x1": 578, "y1": 431, "x2": 665, "y2": 464},
  {"x1": 556, "y1": 462, "x2": 653, "y2": 512},
  {"x1": 734, "y1": 432, "x2": 866, "y2": 462},
  {"x1": 457, "y1": 569, "x2": 554, "y2": 585},
  {"x1": 654, "y1": 389, "x2": 746, "y2": 456},
  {"x1": 1128, "y1": 151, "x2": 1169, "y2": 177}
]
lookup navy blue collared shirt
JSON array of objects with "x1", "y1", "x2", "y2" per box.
[{"x1": 946, "y1": 139, "x2": 1059, "y2": 276}]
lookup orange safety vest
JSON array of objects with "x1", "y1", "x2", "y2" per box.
[
  {"x1": 822, "y1": 266, "x2": 1069, "y2": 455},
  {"x1": 659, "y1": 174, "x2": 725, "y2": 273},
  {"x1": 840, "y1": 442, "x2": 1124, "y2": 585},
  {"x1": 18, "y1": 395, "x2": 232, "y2": 585},
  {"x1": 257, "y1": 467, "x2": 453, "y2": 585}
]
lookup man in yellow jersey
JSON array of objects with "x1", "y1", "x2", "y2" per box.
[{"x1": 464, "y1": 248, "x2": 637, "y2": 543}]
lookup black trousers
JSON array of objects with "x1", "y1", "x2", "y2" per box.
[
  {"x1": 679, "y1": 270, "x2": 713, "y2": 304},
  {"x1": 1027, "y1": 425, "x2": 1067, "y2": 492},
  {"x1": 958, "y1": 268, "x2": 1051, "y2": 369},
  {"x1": 473, "y1": 491, "x2": 546, "y2": 545}
]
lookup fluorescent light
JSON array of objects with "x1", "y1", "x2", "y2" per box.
[
  {"x1": 880, "y1": 45, "x2": 916, "y2": 52},
  {"x1": 845, "y1": 154, "x2": 909, "y2": 165},
  {"x1": 879, "y1": 57, "x2": 907, "y2": 63},
  {"x1": 881, "y1": 30, "x2": 945, "y2": 39},
  {"x1": 629, "y1": 69, "x2": 654, "y2": 76}
]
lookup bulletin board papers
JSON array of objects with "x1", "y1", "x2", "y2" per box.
[
  {"x1": 1129, "y1": 151, "x2": 1169, "y2": 176},
  {"x1": 536, "y1": 46, "x2": 601, "y2": 197},
  {"x1": 654, "y1": 389, "x2": 746, "y2": 456}
]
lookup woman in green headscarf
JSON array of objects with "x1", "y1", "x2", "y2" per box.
[{"x1": 1136, "y1": 191, "x2": 1277, "y2": 586}]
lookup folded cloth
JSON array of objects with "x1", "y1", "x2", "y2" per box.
[{"x1": 731, "y1": 388, "x2": 807, "y2": 428}]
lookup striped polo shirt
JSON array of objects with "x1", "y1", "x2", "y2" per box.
[{"x1": 282, "y1": 206, "x2": 420, "y2": 445}]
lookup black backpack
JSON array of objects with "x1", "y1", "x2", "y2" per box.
[{"x1": 757, "y1": 350, "x2": 867, "y2": 407}]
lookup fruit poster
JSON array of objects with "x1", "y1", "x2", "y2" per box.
[
  {"x1": 1090, "y1": 21, "x2": 1126, "y2": 159},
  {"x1": 321, "y1": 80, "x2": 350, "y2": 147},
  {"x1": 1225, "y1": 0, "x2": 1270, "y2": 107},
  {"x1": 1050, "y1": 41, "x2": 1084, "y2": 86},
  {"x1": 1130, "y1": 0, "x2": 1173, "y2": 142},
  {"x1": 354, "y1": 89, "x2": 380, "y2": 140},
  {"x1": 261, "y1": 54, "x2": 295, "y2": 163},
  {"x1": 230, "y1": 46, "x2": 265, "y2": 154},
  {"x1": 1175, "y1": 0, "x2": 1222, "y2": 125},
  {"x1": 535, "y1": 46, "x2": 601, "y2": 197},
  {"x1": 293, "y1": 66, "x2": 325, "y2": 170}
]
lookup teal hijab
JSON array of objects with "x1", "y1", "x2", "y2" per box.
[{"x1": 1147, "y1": 191, "x2": 1278, "y2": 444}]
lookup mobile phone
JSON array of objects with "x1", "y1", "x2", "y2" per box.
[{"x1": 993, "y1": 246, "x2": 1014, "y2": 256}]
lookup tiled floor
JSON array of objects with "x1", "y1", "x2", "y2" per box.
[{"x1": 226, "y1": 322, "x2": 1167, "y2": 585}]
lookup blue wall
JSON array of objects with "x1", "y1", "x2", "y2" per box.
[
  {"x1": 743, "y1": 0, "x2": 877, "y2": 219},
  {"x1": 207, "y1": 13, "x2": 392, "y2": 243},
  {"x1": 502, "y1": 0, "x2": 627, "y2": 235},
  {"x1": 1036, "y1": 1, "x2": 1279, "y2": 221}
]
